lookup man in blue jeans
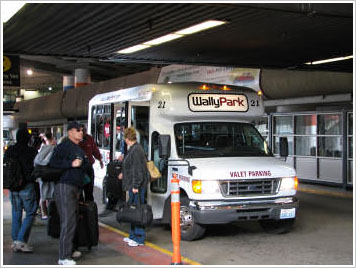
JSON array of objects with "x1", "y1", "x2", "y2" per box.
[{"x1": 4, "y1": 128, "x2": 38, "y2": 253}]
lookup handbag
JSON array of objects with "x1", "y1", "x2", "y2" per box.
[
  {"x1": 147, "y1": 161, "x2": 161, "y2": 182},
  {"x1": 32, "y1": 165, "x2": 64, "y2": 182},
  {"x1": 116, "y1": 197, "x2": 153, "y2": 227}
]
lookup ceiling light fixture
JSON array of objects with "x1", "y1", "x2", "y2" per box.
[
  {"x1": 305, "y1": 55, "x2": 353, "y2": 65},
  {"x1": 117, "y1": 19, "x2": 227, "y2": 54},
  {"x1": 175, "y1": 20, "x2": 227, "y2": 35},
  {"x1": 118, "y1": 44, "x2": 151, "y2": 54},
  {"x1": 143, "y1": 33, "x2": 183, "y2": 46}
]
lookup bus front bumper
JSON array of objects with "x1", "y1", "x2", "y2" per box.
[{"x1": 190, "y1": 196, "x2": 299, "y2": 224}]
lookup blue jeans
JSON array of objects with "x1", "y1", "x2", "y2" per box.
[
  {"x1": 128, "y1": 187, "x2": 146, "y2": 244},
  {"x1": 10, "y1": 183, "x2": 38, "y2": 243}
]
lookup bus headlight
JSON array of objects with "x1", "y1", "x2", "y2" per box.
[
  {"x1": 192, "y1": 180, "x2": 220, "y2": 194},
  {"x1": 280, "y1": 177, "x2": 298, "y2": 191}
]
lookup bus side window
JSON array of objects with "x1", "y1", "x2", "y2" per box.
[
  {"x1": 115, "y1": 106, "x2": 126, "y2": 154},
  {"x1": 131, "y1": 105, "x2": 149, "y2": 156},
  {"x1": 150, "y1": 131, "x2": 167, "y2": 193}
]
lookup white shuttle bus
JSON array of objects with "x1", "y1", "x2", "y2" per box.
[{"x1": 88, "y1": 82, "x2": 298, "y2": 240}]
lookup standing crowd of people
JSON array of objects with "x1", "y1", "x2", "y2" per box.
[{"x1": 4, "y1": 123, "x2": 149, "y2": 265}]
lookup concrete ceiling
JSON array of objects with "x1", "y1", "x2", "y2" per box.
[{"x1": 3, "y1": 2, "x2": 354, "y2": 91}]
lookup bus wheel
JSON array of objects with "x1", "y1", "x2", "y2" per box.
[
  {"x1": 179, "y1": 196, "x2": 206, "y2": 241},
  {"x1": 259, "y1": 218, "x2": 295, "y2": 234}
]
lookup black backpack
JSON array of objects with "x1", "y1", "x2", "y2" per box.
[{"x1": 3, "y1": 157, "x2": 26, "y2": 191}]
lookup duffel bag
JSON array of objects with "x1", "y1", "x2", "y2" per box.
[
  {"x1": 32, "y1": 165, "x2": 64, "y2": 182},
  {"x1": 116, "y1": 202, "x2": 153, "y2": 227}
]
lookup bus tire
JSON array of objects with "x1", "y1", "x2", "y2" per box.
[
  {"x1": 259, "y1": 218, "x2": 295, "y2": 234},
  {"x1": 179, "y1": 196, "x2": 206, "y2": 241}
]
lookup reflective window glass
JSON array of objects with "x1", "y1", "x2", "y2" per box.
[
  {"x1": 318, "y1": 114, "x2": 341, "y2": 135},
  {"x1": 296, "y1": 115, "x2": 316, "y2": 135},
  {"x1": 318, "y1": 137, "x2": 342, "y2": 158},
  {"x1": 273, "y1": 136, "x2": 293, "y2": 155},
  {"x1": 253, "y1": 117, "x2": 268, "y2": 137},
  {"x1": 295, "y1": 137, "x2": 316, "y2": 156},
  {"x1": 274, "y1": 116, "x2": 293, "y2": 135},
  {"x1": 348, "y1": 113, "x2": 353, "y2": 135},
  {"x1": 115, "y1": 106, "x2": 126, "y2": 154}
]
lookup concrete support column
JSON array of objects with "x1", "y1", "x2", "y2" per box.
[
  {"x1": 63, "y1": 75, "x2": 74, "y2": 91},
  {"x1": 74, "y1": 68, "x2": 91, "y2": 87}
]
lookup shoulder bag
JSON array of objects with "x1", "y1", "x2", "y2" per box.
[{"x1": 147, "y1": 161, "x2": 161, "y2": 182}]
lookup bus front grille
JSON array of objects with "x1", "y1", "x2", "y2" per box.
[{"x1": 220, "y1": 178, "x2": 280, "y2": 197}]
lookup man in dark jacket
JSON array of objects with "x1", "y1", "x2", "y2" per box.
[
  {"x1": 4, "y1": 128, "x2": 38, "y2": 253},
  {"x1": 49, "y1": 121, "x2": 85, "y2": 266}
]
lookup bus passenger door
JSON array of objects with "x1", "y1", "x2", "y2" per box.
[
  {"x1": 148, "y1": 131, "x2": 170, "y2": 219},
  {"x1": 113, "y1": 103, "x2": 127, "y2": 160}
]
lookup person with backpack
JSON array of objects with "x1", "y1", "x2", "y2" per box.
[
  {"x1": 34, "y1": 131, "x2": 57, "y2": 220},
  {"x1": 3, "y1": 128, "x2": 38, "y2": 253}
]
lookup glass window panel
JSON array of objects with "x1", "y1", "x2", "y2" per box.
[
  {"x1": 348, "y1": 113, "x2": 353, "y2": 135},
  {"x1": 348, "y1": 137, "x2": 353, "y2": 159},
  {"x1": 273, "y1": 116, "x2": 293, "y2": 135},
  {"x1": 273, "y1": 136, "x2": 293, "y2": 155},
  {"x1": 318, "y1": 114, "x2": 341, "y2": 135},
  {"x1": 131, "y1": 106, "x2": 149, "y2": 156},
  {"x1": 347, "y1": 160, "x2": 353, "y2": 184},
  {"x1": 295, "y1": 137, "x2": 316, "y2": 156},
  {"x1": 115, "y1": 106, "x2": 126, "y2": 153},
  {"x1": 95, "y1": 115, "x2": 104, "y2": 148},
  {"x1": 318, "y1": 137, "x2": 342, "y2": 158},
  {"x1": 253, "y1": 117, "x2": 269, "y2": 137},
  {"x1": 296, "y1": 115, "x2": 316, "y2": 135},
  {"x1": 103, "y1": 115, "x2": 111, "y2": 149}
]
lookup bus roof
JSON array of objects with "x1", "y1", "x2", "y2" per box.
[{"x1": 89, "y1": 82, "x2": 264, "y2": 120}]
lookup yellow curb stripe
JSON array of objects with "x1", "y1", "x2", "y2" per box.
[
  {"x1": 298, "y1": 187, "x2": 353, "y2": 199},
  {"x1": 99, "y1": 222, "x2": 202, "y2": 265}
]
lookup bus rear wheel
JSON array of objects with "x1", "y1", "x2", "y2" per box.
[{"x1": 179, "y1": 196, "x2": 206, "y2": 241}]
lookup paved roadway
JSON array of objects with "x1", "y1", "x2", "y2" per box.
[{"x1": 2, "y1": 183, "x2": 354, "y2": 266}]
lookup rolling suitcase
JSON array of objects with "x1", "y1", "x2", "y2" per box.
[
  {"x1": 47, "y1": 200, "x2": 60, "y2": 238},
  {"x1": 74, "y1": 201, "x2": 99, "y2": 249}
]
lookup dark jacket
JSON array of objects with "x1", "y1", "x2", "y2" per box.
[
  {"x1": 122, "y1": 142, "x2": 149, "y2": 191},
  {"x1": 4, "y1": 143, "x2": 37, "y2": 184},
  {"x1": 79, "y1": 134, "x2": 102, "y2": 165},
  {"x1": 49, "y1": 139, "x2": 86, "y2": 187}
]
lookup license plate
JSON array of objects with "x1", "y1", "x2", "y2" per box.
[{"x1": 280, "y1": 208, "x2": 296, "y2": 219}]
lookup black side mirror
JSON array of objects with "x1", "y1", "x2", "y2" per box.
[
  {"x1": 159, "y1": 135, "x2": 171, "y2": 159},
  {"x1": 279, "y1": 137, "x2": 289, "y2": 158}
]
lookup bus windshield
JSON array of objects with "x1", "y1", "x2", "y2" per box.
[{"x1": 174, "y1": 122, "x2": 272, "y2": 158}]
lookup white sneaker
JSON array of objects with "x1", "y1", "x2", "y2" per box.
[
  {"x1": 123, "y1": 237, "x2": 133, "y2": 243},
  {"x1": 58, "y1": 259, "x2": 76, "y2": 265},
  {"x1": 15, "y1": 241, "x2": 33, "y2": 253},
  {"x1": 11, "y1": 241, "x2": 18, "y2": 252},
  {"x1": 128, "y1": 240, "x2": 144, "y2": 247},
  {"x1": 72, "y1": 250, "x2": 82, "y2": 258}
]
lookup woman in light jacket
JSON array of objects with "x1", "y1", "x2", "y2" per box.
[{"x1": 119, "y1": 127, "x2": 149, "y2": 247}]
